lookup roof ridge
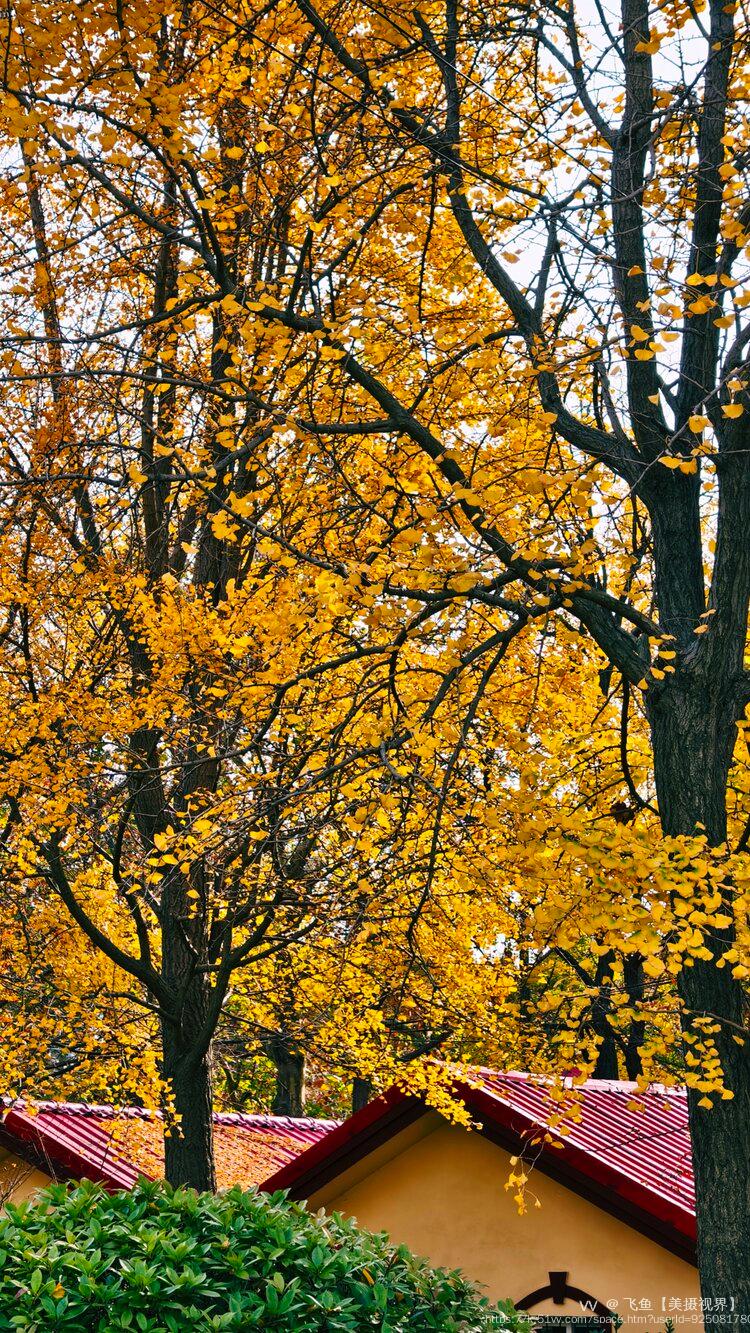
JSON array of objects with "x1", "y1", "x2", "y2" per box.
[
  {"x1": 2, "y1": 1099, "x2": 157, "y2": 1119},
  {"x1": 468, "y1": 1069, "x2": 688, "y2": 1097},
  {"x1": 214, "y1": 1112, "x2": 340, "y2": 1130},
  {"x1": 1, "y1": 1097, "x2": 340, "y2": 1128}
]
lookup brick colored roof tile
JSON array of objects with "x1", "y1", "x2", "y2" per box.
[{"x1": 0, "y1": 1100, "x2": 337, "y2": 1192}]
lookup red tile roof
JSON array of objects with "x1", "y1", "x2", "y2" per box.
[
  {"x1": 0, "y1": 1101, "x2": 337, "y2": 1192},
  {"x1": 475, "y1": 1070, "x2": 694, "y2": 1215},
  {"x1": 261, "y1": 1071, "x2": 696, "y2": 1264},
  {"x1": 1, "y1": 1074, "x2": 697, "y2": 1266}
]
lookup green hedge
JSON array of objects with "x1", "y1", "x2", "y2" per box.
[{"x1": 0, "y1": 1180, "x2": 527, "y2": 1331}]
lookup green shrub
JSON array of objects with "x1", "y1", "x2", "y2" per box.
[{"x1": 0, "y1": 1180, "x2": 527, "y2": 1331}]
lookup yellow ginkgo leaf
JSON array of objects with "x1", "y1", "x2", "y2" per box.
[
  {"x1": 449, "y1": 573, "x2": 479, "y2": 593},
  {"x1": 643, "y1": 955, "x2": 665, "y2": 978},
  {"x1": 722, "y1": 403, "x2": 744, "y2": 418}
]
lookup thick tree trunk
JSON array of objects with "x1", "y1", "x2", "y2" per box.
[
  {"x1": 649, "y1": 682, "x2": 750, "y2": 1324},
  {"x1": 160, "y1": 894, "x2": 217, "y2": 1191},
  {"x1": 622, "y1": 957, "x2": 645, "y2": 1082},
  {"x1": 680, "y1": 963, "x2": 750, "y2": 1322},
  {"x1": 590, "y1": 953, "x2": 619, "y2": 1080},
  {"x1": 591, "y1": 1027, "x2": 619, "y2": 1080},
  {"x1": 161, "y1": 1017, "x2": 216, "y2": 1192},
  {"x1": 352, "y1": 1076, "x2": 372, "y2": 1113},
  {"x1": 265, "y1": 1034, "x2": 305, "y2": 1117}
]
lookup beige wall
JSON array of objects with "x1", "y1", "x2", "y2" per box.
[
  {"x1": 312, "y1": 1115, "x2": 701, "y2": 1331},
  {"x1": 0, "y1": 1148, "x2": 52, "y2": 1205}
]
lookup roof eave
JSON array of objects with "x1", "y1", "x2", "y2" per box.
[{"x1": 0, "y1": 1109, "x2": 142, "y2": 1192}]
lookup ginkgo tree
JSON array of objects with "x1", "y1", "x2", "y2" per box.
[
  {"x1": 2, "y1": 0, "x2": 750, "y2": 1319},
  {"x1": 0, "y1": 0, "x2": 419, "y2": 1191},
  {"x1": 259, "y1": 0, "x2": 750, "y2": 1311},
  {"x1": 0, "y1": 0, "x2": 572, "y2": 1194},
  {"x1": 0, "y1": 874, "x2": 163, "y2": 1110},
  {"x1": 171, "y1": 0, "x2": 750, "y2": 1316}
]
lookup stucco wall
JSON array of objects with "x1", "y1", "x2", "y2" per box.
[
  {"x1": 312, "y1": 1115, "x2": 702, "y2": 1331},
  {"x1": 0, "y1": 1148, "x2": 52, "y2": 1205}
]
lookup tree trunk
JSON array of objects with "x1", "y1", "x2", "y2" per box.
[
  {"x1": 648, "y1": 681, "x2": 750, "y2": 1324},
  {"x1": 160, "y1": 891, "x2": 217, "y2": 1191},
  {"x1": 161, "y1": 1017, "x2": 216, "y2": 1192},
  {"x1": 590, "y1": 954, "x2": 619, "y2": 1080},
  {"x1": 622, "y1": 956, "x2": 645, "y2": 1082},
  {"x1": 265, "y1": 1034, "x2": 305, "y2": 1117},
  {"x1": 352, "y1": 1076, "x2": 372, "y2": 1113},
  {"x1": 590, "y1": 1027, "x2": 619, "y2": 1081},
  {"x1": 681, "y1": 964, "x2": 750, "y2": 1323}
]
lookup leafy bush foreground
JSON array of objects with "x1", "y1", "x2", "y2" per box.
[{"x1": 0, "y1": 1180, "x2": 527, "y2": 1331}]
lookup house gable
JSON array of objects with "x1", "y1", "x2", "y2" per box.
[
  {"x1": 311, "y1": 1116, "x2": 701, "y2": 1329},
  {"x1": 264, "y1": 1074, "x2": 696, "y2": 1264}
]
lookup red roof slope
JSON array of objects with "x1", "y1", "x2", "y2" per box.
[
  {"x1": 478, "y1": 1071, "x2": 694, "y2": 1214},
  {"x1": 261, "y1": 1071, "x2": 696, "y2": 1264},
  {"x1": 0, "y1": 1101, "x2": 337, "y2": 1192}
]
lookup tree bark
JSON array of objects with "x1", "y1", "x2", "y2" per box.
[
  {"x1": 352, "y1": 1076, "x2": 373, "y2": 1113},
  {"x1": 160, "y1": 884, "x2": 217, "y2": 1192},
  {"x1": 622, "y1": 956, "x2": 645, "y2": 1083},
  {"x1": 681, "y1": 965, "x2": 750, "y2": 1323},
  {"x1": 161, "y1": 1013, "x2": 216, "y2": 1193},
  {"x1": 265, "y1": 1034, "x2": 305, "y2": 1117},
  {"x1": 590, "y1": 953, "x2": 619, "y2": 1080},
  {"x1": 648, "y1": 679, "x2": 750, "y2": 1324}
]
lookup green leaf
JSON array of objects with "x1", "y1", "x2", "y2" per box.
[{"x1": 0, "y1": 1181, "x2": 520, "y2": 1332}]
